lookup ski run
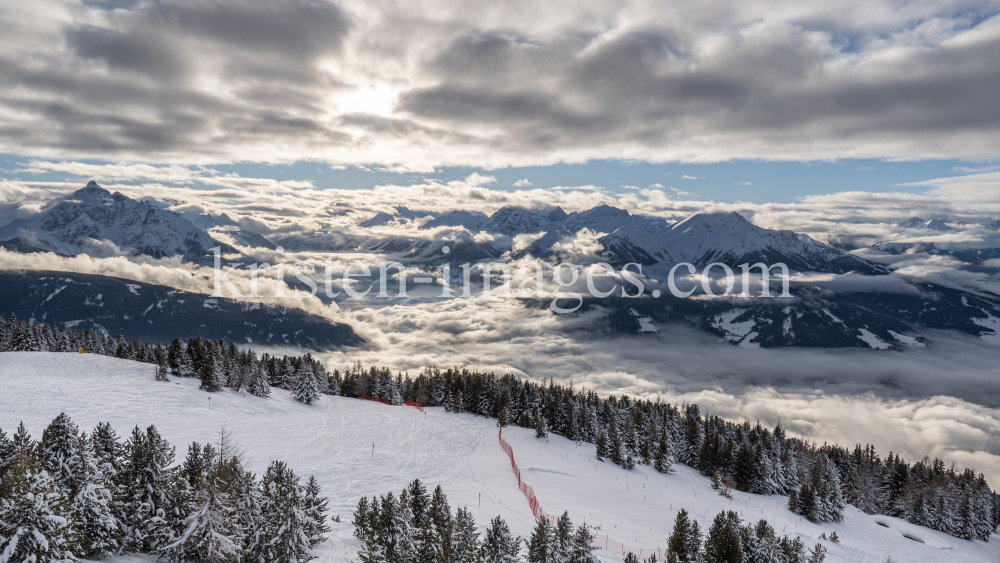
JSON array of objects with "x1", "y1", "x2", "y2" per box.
[{"x1": 2, "y1": 352, "x2": 999, "y2": 563}]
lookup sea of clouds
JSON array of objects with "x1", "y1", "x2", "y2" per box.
[{"x1": 3, "y1": 170, "x2": 1000, "y2": 482}]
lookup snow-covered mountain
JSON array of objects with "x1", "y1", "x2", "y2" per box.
[
  {"x1": 0, "y1": 181, "x2": 238, "y2": 259},
  {"x1": 515, "y1": 207, "x2": 883, "y2": 274},
  {"x1": 0, "y1": 270, "x2": 361, "y2": 348},
  {"x1": 176, "y1": 210, "x2": 276, "y2": 250},
  {"x1": 490, "y1": 205, "x2": 569, "y2": 235},
  {"x1": 359, "y1": 211, "x2": 398, "y2": 228},
  {"x1": 872, "y1": 241, "x2": 1000, "y2": 266},
  {"x1": 898, "y1": 217, "x2": 955, "y2": 231},
  {"x1": 420, "y1": 210, "x2": 490, "y2": 231}
]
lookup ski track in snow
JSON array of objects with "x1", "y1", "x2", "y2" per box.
[{"x1": 2, "y1": 352, "x2": 999, "y2": 563}]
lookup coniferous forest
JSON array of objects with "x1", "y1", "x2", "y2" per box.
[
  {"x1": 0, "y1": 413, "x2": 329, "y2": 563},
  {"x1": 2, "y1": 312, "x2": 998, "y2": 549},
  {"x1": 352, "y1": 483, "x2": 830, "y2": 563}
]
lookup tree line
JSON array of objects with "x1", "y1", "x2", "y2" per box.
[
  {"x1": 352, "y1": 483, "x2": 829, "y2": 563},
  {"x1": 3, "y1": 313, "x2": 998, "y2": 542},
  {"x1": 354, "y1": 365, "x2": 1000, "y2": 541},
  {"x1": 0, "y1": 414, "x2": 330, "y2": 563}
]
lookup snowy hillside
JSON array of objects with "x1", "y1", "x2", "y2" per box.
[{"x1": 2, "y1": 352, "x2": 998, "y2": 562}]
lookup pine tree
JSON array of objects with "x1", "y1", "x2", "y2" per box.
[
  {"x1": 739, "y1": 520, "x2": 780, "y2": 563},
  {"x1": 8, "y1": 319, "x2": 40, "y2": 352},
  {"x1": 249, "y1": 361, "x2": 271, "y2": 399},
  {"x1": 183, "y1": 442, "x2": 205, "y2": 488},
  {"x1": 38, "y1": 412, "x2": 83, "y2": 497},
  {"x1": 302, "y1": 475, "x2": 331, "y2": 548},
  {"x1": 200, "y1": 352, "x2": 223, "y2": 392},
  {"x1": 155, "y1": 363, "x2": 170, "y2": 382},
  {"x1": 551, "y1": 511, "x2": 573, "y2": 563},
  {"x1": 395, "y1": 488, "x2": 417, "y2": 561},
  {"x1": 69, "y1": 433, "x2": 121, "y2": 559},
  {"x1": 570, "y1": 521, "x2": 598, "y2": 563},
  {"x1": 257, "y1": 461, "x2": 312, "y2": 563},
  {"x1": 483, "y1": 515, "x2": 522, "y2": 563},
  {"x1": 407, "y1": 479, "x2": 430, "y2": 527},
  {"x1": 667, "y1": 509, "x2": 701, "y2": 563},
  {"x1": 430, "y1": 485, "x2": 453, "y2": 563},
  {"x1": 121, "y1": 425, "x2": 178, "y2": 553},
  {"x1": 608, "y1": 417, "x2": 623, "y2": 466},
  {"x1": 352, "y1": 496, "x2": 381, "y2": 563},
  {"x1": 528, "y1": 517, "x2": 553, "y2": 563},
  {"x1": 231, "y1": 460, "x2": 262, "y2": 557},
  {"x1": 595, "y1": 429, "x2": 608, "y2": 462},
  {"x1": 414, "y1": 518, "x2": 445, "y2": 563},
  {"x1": 0, "y1": 469, "x2": 73, "y2": 563},
  {"x1": 451, "y1": 506, "x2": 480, "y2": 563},
  {"x1": 703, "y1": 511, "x2": 743, "y2": 563},
  {"x1": 160, "y1": 485, "x2": 241, "y2": 563},
  {"x1": 807, "y1": 542, "x2": 827, "y2": 563},
  {"x1": 534, "y1": 411, "x2": 549, "y2": 439},
  {"x1": 293, "y1": 365, "x2": 319, "y2": 405},
  {"x1": 654, "y1": 429, "x2": 674, "y2": 474}
]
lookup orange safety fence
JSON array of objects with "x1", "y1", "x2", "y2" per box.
[{"x1": 497, "y1": 428, "x2": 668, "y2": 559}]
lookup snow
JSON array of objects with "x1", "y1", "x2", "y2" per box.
[
  {"x1": 857, "y1": 328, "x2": 890, "y2": 350},
  {"x1": 3, "y1": 352, "x2": 1000, "y2": 563},
  {"x1": 630, "y1": 309, "x2": 658, "y2": 333},
  {"x1": 888, "y1": 330, "x2": 925, "y2": 347},
  {"x1": 711, "y1": 309, "x2": 756, "y2": 345},
  {"x1": 972, "y1": 312, "x2": 1000, "y2": 344},
  {"x1": 127, "y1": 284, "x2": 141, "y2": 295},
  {"x1": 636, "y1": 317, "x2": 657, "y2": 333},
  {"x1": 43, "y1": 285, "x2": 68, "y2": 303},
  {"x1": 0, "y1": 182, "x2": 222, "y2": 258}
]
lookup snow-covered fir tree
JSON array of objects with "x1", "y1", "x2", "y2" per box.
[
  {"x1": 292, "y1": 364, "x2": 320, "y2": 405},
  {"x1": 0, "y1": 469, "x2": 73, "y2": 563},
  {"x1": 527, "y1": 517, "x2": 553, "y2": 563},
  {"x1": 160, "y1": 484, "x2": 241, "y2": 563},
  {"x1": 255, "y1": 461, "x2": 312, "y2": 563},
  {"x1": 68, "y1": 432, "x2": 120, "y2": 559},
  {"x1": 483, "y1": 515, "x2": 522, "y2": 563}
]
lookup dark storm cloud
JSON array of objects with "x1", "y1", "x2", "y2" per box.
[{"x1": 0, "y1": 0, "x2": 998, "y2": 165}]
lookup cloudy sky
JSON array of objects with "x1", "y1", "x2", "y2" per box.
[
  {"x1": 2, "y1": 0, "x2": 1000, "y2": 478},
  {"x1": 1, "y1": 0, "x2": 999, "y2": 200}
]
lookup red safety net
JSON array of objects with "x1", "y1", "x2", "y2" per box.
[
  {"x1": 405, "y1": 400, "x2": 425, "y2": 413},
  {"x1": 498, "y1": 429, "x2": 556, "y2": 525},
  {"x1": 359, "y1": 396, "x2": 391, "y2": 405},
  {"x1": 497, "y1": 428, "x2": 667, "y2": 559}
]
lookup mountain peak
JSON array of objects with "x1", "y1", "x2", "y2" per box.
[
  {"x1": 898, "y1": 216, "x2": 953, "y2": 231},
  {"x1": 73, "y1": 181, "x2": 111, "y2": 198},
  {"x1": 675, "y1": 210, "x2": 751, "y2": 230},
  {"x1": 924, "y1": 218, "x2": 954, "y2": 231}
]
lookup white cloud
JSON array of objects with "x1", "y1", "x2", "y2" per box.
[
  {"x1": 0, "y1": 0, "x2": 998, "y2": 168},
  {"x1": 681, "y1": 175, "x2": 700, "y2": 180},
  {"x1": 513, "y1": 178, "x2": 532, "y2": 187}
]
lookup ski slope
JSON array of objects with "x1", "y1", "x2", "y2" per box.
[{"x1": 2, "y1": 352, "x2": 999, "y2": 563}]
